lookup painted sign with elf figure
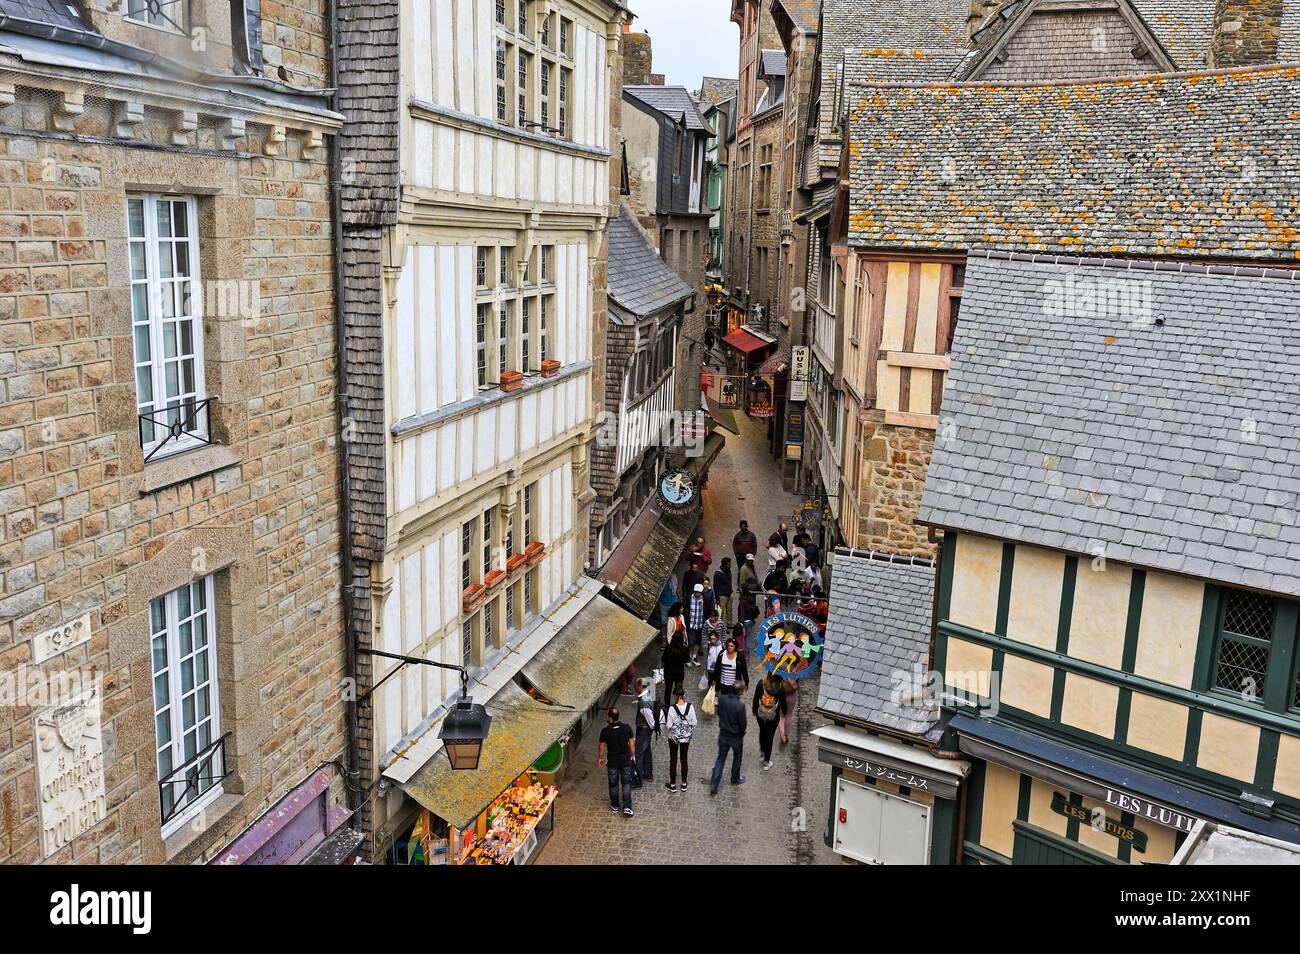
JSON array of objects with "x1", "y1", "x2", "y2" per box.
[{"x1": 755, "y1": 611, "x2": 823, "y2": 681}]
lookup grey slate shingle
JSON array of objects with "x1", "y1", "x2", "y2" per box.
[
  {"x1": 607, "y1": 208, "x2": 693, "y2": 317},
  {"x1": 0, "y1": 0, "x2": 86, "y2": 30},
  {"x1": 919, "y1": 252, "x2": 1300, "y2": 599},
  {"x1": 817, "y1": 552, "x2": 938, "y2": 734},
  {"x1": 847, "y1": 65, "x2": 1300, "y2": 259},
  {"x1": 623, "y1": 85, "x2": 709, "y2": 131}
]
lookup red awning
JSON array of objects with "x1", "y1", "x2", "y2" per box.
[{"x1": 722, "y1": 327, "x2": 775, "y2": 355}]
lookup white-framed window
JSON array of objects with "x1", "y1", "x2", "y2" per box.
[
  {"x1": 128, "y1": 194, "x2": 208, "y2": 461},
  {"x1": 126, "y1": 0, "x2": 186, "y2": 32},
  {"x1": 475, "y1": 243, "x2": 554, "y2": 383},
  {"x1": 151, "y1": 576, "x2": 223, "y2": 836}
]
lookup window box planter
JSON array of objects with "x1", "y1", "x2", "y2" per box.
[
  {"x1": 462, "y1": 584, "x2": 487, "y2": 614},
  {"x1": 501, "y1": 370, "x2": 524, "y2": 393},
  {"x1": 524, "y1": 540, "x2": 546, "y2": 566},
  {"x1": 540, "y1": 359, "x2": 560, "y2": 378},
  {"x1": 506, "y1": 554, "x2": 528, "y2": 577},
  {"x1": 484, "y1": 568, "x2": 506, "y2": 591}
]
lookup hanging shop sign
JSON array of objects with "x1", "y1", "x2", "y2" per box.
[
  {"x1": 718, "y1": 375, "x2": 744, "y2": 409},
  {"x1": 658, "y1": 467, "x2": 698, "y2": 514},
  {"x1": 35, "y1": 688, "x2": 107, "y2": 858},
  {"x1": 1050, "y1": 791, "x2": 1149, "y2": 853},
  {"x1": 755, "y1": 611, "x2": 824, "y2": 681},
  {"x1": 789, "y1": 346, "x2": 810, "y2": 403},
  {"x1": 784, "y1": 408, "x2": 804, "y2": 461},
  {"x1": 795, "y1": 497, "x2": 833, "y2": 533},
  {"x1": 747, "y1": 375, "x2": 775, "y2": 419}
]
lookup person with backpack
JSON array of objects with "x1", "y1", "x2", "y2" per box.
[
  {"x1": 663, "y1": 686, "x2": 697, "y2": 792},
  {"x1": 752, "y1": 674, "x2": 789, "y2": 769}
]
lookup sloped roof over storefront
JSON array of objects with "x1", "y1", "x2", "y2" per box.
[
  {"x1": 818, "y1": 550, "x2": 938, "y2": 734},
  {"x1": 847, "y1": 65, "x2": 1300, "y2": 259},
  {"x1": 607, "y1": 208, "x2": 693, "y2": 318},
  {"x1": 0, "y1": 0, "x2": 87, "y2": 31},
  {"x1": 920, "y1": 251, "x2": 1300, "y2": 599}
]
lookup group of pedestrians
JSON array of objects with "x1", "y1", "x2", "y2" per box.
[{"x1": 601, "y1": 518, "x2": 822, "y2": 815}]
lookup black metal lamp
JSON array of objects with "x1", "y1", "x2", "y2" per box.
[
  {"x1": 439, "y1": 694, "x2": 492, "y2": 771},
  {"x1": 358, "y1": 649, "x2": 492, "y2": 770}
]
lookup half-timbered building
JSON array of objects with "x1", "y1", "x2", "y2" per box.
[
  {"x1": 924, "y1": 252, "x2": 1300, "y2": 863},
  {"x1": 334, "y1": 0, "x2": 647, "y2": 859}
]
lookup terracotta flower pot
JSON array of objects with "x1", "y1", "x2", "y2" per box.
[
  {"x1": 462, "y1": 584, "x2": 486, "y2": 614},
  {"x1": 484, "y1": 568, "x2": 506, "y2": 590},
  {"x1": 501, "y1": 370, "x2": 524, "y2": 392},
  {"x1": 540, "y1": 359, "x2": 560, "y2": 378},
  {"x1": 524, "y1": 540, "x2": 546, "y2": 566},
  {"x1": 506, "y1": 554, "x2": 527, "y2": 576}
]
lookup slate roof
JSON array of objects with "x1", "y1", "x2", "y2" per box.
[
  {"x1": 847, "y1": 65, "x2": 1300, "y2": 259},
  {"x1": 842, "y1": 45, "x2": 969, "y2": 85},
  {"x1": 813, "y1": 0, "x2": 973, "y2": 170},
  {"x1": 760, "y1": 48, "x2": 787, "y2": 78},
  {"x1": 818, "y1": 551, "x2": 938, "y2": 734},
  {"x1": 607, "y1": 208, "x2": 693, "y2": 317},
  {"x1": 1128, "y1": 0, "x2": 1217, "y2": 69},
  {"x1": 697, "y1": 75, "x2": 739, "y2": 106},
  {"x1": 776, "y1": 0, "x2": 820, "y2": 33},
  {"x1": 624, "y1": 84, "x2": 709, "y2": 130},
  {"x1": 919, "y1": 251, "x2": 1300, "y2": 600},
  {"x1": 0, "y1": 0, "x2": 87, "y2": 31}
]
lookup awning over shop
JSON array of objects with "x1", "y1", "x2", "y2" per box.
[
  {"x1": 399, "y1": 598, "x2": 656, "y2": 831},
  {"x1": 722, "y1": 326, "x2": 776, "y2": 356},
  {"x1": 705, "y1": 394, "x2": 740, "y2": 436},
  {"x1": 604, "y1": 502, "x2": 698, "y2": 619},
  {"x1": 690, "y1": 431, "x2": 726, "y2": 479},
  {"x1": 951, "y1": 714, "x2": 1300, "y2": 844},
  {"x1": 812, "y1": 724, "x2": 968, "y2": 800},
  {"x1": 755, "y1": 349, "x2": 791, "y2": 377}
]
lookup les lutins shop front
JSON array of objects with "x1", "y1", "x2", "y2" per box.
[{"x1": 379, "y1": 578, "x2": 656, "y2": 865}]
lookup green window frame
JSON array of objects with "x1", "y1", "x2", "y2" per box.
[{"x1": 1205, "y1": 585, "x2": 1300, "y2": 715}]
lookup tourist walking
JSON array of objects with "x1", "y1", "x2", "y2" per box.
[
  {"x1": 752, "y1": 674, "x2": 789, "y2": 770},
  {"x1": 732, "y1": 520, "x2": 758, "y2": 563},
  {"x1": 686, "y1": 583, "x2": 712, "y2": 666},
  {"x1": 598, "y1": 707, "x2": 637, "y2": 816},
  {"x1": 688, "y1": 536, "x2": 712, "y2": 575},
  {"x1": 632, "y1": 678, "x2": 658, "y2": 786},
  {"x1": 713, "y1": 557, "x2": 733, "y2": 625},
  {"x1": 776, "y1": 521, "x2": 791, "y2": 553},
  {"x1": 661, "y1": 619, "x2": 689, "y2": 703},
  {"x1": 780, "y1": 677, "x2": 798, "y2": 745},
  {"x1": 766, "y1": 533, "x2": 787, "y2": 575},
  {"x1": 664, "y1": 686, "x2": 697, "y2": 792},
  {"x1": 709, "y1": 681, "x2": 748, "y2": 794},
  {"x1": 709, "y1": 636, "x2": 749, "y2": 696}
]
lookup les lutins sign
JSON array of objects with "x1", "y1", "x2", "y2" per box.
[{"x1": 1050, "y1": 791, "x2": 1148, "y2": 853}]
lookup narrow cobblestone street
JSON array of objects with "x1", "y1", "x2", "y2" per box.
[{"x1": 538, "y1": 414, "x2": 838, "y2": 865}]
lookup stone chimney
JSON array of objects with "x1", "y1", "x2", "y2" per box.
[
  {"x1": 968, "y1": 0, "x2": 1001, "y2": 39},
  {"x1": 1210, "y1": 0, "x2": 1283, "y2": 66},
  {"x1": 623, "y1": 32, "x2": 653, "y2": 86}
]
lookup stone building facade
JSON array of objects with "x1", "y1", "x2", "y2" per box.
[{"x1": 0, "y1": 0, "x2": 347, "y2": 863}]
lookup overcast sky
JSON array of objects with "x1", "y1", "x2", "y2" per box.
[{"x1": 630, "y1": 0, "x2": 739, "y2": 90}]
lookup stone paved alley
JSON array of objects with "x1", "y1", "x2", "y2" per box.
[{"x1": 538, "y1": 414, "x2": 838, "y2": 865}]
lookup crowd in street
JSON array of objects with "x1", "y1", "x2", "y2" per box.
[{"x1": 597, "y1": 519, "x2": 831, "y2": 815}]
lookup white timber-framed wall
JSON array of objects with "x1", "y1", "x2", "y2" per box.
[{"x1": 370, "y1": 0, "x2": 625, "y2": 762}]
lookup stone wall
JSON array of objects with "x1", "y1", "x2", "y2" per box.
[
  {"x1": 853, "y1": 414, "x2": 937, "y2": 558},
  {"x1": 0, "y1": 91, "x2": 346, "y2": 863},
  {"x1": 1210, "y1": 0, "x2": 1284, "y2": 66},
  {"x1": 623, "y1": 32, "x2": 653, "y2": 87}
]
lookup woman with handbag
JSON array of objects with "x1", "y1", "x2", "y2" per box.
[
  {"x1": 663, "y1": 686, "x2": 698, "y2": 792},
  {"x1": 708, "y1": 637, "x2": 749, "y2": 698}
]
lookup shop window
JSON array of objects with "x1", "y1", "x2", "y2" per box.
[
  {"x1": 1212, "y1": 588, "x2": 1275, "y2": 703},
  {"x1": 129, "y1": 194, "x2": 209, "y2": 462},
  {"x1": 151, "y1": 575, "x2": 225, "y2": 836}
]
